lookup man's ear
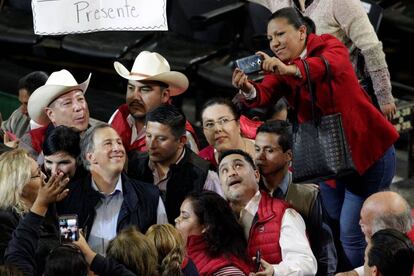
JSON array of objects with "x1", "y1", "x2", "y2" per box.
[
  {"x1": 285, "y1": 149, "x2": 293, "y2": 163},
  {"x1": 299, "y1": 25, "x2": 307, "y2": 40},
  {"x1": 370, "y1": 265, "x2": 379, "y2": 276},
  {"x1": 45, "y1": 107, "x2": 55, "y2": 124},
  {"x1": 254, "y1": 169, "x2": 261, "y2": 183},
  {"x1": 86, "y1": 152, "x2": 96, "y2": 165},
  {"x1": 161, "y1": 88, "x2": 171, "y2": 104},
  {"x1": 179, "y1": 134, "x2": 188, "y2": 147}
]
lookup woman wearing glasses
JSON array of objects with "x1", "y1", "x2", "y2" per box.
[
  {"x1": 0, "y1": 149, "x2": 68, "y2": 270},
  {"x1": 199, "y1": 98, "x2": 256, "y2": 169}
]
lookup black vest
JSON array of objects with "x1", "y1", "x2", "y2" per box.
[{"x1": 128, "y1": 148, "x2": 210, "y2": 223}]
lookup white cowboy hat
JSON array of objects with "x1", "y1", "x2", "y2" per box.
[
  {"x1": 113, "y1": 51, "x2": 189, "y2": 96},
  {"x1": 28, "y1": 69, "x2": 91, "y2": 126}
]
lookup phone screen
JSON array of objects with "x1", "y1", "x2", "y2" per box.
[{"x1": 59, "y1": 215, "x2": 79, "y2": 242}]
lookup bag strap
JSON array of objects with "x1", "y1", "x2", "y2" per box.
[
  {"x1": 319, "y1": 55, "x2": 336, "y2": 112},
  {"x1": 292, "y1": 59, "x2": 319, "y2": 131}
]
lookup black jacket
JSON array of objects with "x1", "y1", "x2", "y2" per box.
[
  {"x1": 2, "y1": 208, "x2": 60, "y2": 276},
  {"x1": 128, "y1": 148, "x2": 210, "y2": 223},
  {"x1": 57, "y1": 173, "x2": 160, "y2": 238},
  {"x1": 5, "y1": 211, "x2": 136, "y2": 276}
]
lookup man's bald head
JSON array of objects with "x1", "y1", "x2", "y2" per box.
[{"x1": 360, "y1": 191, "x2": 412, "y2": 241}]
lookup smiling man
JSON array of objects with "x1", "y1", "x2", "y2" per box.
[
  {"x1": 57, "y1": 123, "x2": 167, "y2": 255},
  {"x1": 20, "y1": 69, "x2": 91, "y2": 160}
]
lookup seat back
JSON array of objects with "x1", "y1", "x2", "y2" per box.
[
  {"x1": 242, "y1": 2, "x2": 272, "y2": 51},
  {"x1": 168, "y1": 0, "x2": 242, "y2": 43}
]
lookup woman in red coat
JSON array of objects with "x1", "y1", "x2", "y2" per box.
[{"x1": 232, "y1": 7, "x2": 399, "y2": 270}]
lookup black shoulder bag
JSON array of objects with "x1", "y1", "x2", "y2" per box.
[{"x1": 291, "y1": 56, "x2": 356, "y2": 183}]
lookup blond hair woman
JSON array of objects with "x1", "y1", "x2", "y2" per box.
[
  {"x1": 0, "y1": 149, "x2": 52, "y2": 264},
  {"x1": 146, "y1": 224, "x2": 199, "y2": 276}
]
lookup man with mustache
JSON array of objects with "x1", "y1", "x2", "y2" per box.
[
  {"x1": 254, "y1": 120, "x2": 337, "y2": 275},
  {"x1": 218, "y1": 149, "x2": 317, "y2": 276},
  {"x1": 128, "y1": 105, "x2": 222, "y2": 224},
  {"x1": 57, "y1": 123, "x2": 167, "y2": 255},
  {"x1": 20, "y1": 69, "x2": 91, "y2": 160},
  {"x1": 109, "y1": 51, "x2": 199, "y2": 153}
]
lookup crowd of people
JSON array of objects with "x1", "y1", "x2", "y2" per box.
[{"x1": 0, "y1": 4, "x2": 413, "y2": 276}]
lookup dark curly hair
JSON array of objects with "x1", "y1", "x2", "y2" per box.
[{"x1": 185, "y1": 191, "x2": 248, "y2": 261}]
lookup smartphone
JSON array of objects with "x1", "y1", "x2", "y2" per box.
[
  {"x1": 59, "y1": 214, "x2": 79, "y2": 242},
  {"x1": 255, "y1": 249, "x2": 261, "y2": 272},
  {"x1": 235, "y1": 54, "x2": 263, "y2": 74}
]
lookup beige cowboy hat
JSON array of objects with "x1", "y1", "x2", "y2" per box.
[
  {"x1": 113, "y1": 51, "x2": 189, "y2": 96},
  {"x1": 28, "y1": 69, "x2": 91, "y2": 126}
]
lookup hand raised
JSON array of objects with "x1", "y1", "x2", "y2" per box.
[{"x1": 232, "y1": 68, "x2": 254, "y2": 95}]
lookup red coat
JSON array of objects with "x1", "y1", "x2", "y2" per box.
[
  {"x1": 186, "y1": 234, "x2": 252, "y2": 275},
  {"x1": 244, "y1": 33, "x2": 399, "y2": 175},
  {"x1": 29, "y1": 125, "x2": 49, "y2": 154}
]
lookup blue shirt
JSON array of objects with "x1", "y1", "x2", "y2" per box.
[
  {"x1": 273, "y1": 171, "x2": 291, "y2": 199},
  {"x1": 88, "y1": 176, "x2": 123, "y2": 255}
]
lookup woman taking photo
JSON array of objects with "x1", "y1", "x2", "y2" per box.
[
  {"x1": 175, "y1": 191, "x2": 252, "y2": 275},
  {"x1": 232, "y1": 7, "x2": 398, "y2": 269},
  {"x1": 199, "y1": 98, "x2": 256, "y2": 169}
]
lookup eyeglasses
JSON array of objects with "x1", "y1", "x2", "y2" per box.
[
  {"x1": 30, "y1": 166, "x2": 42, "y2": 179},
  {"x1": 203, "y1": 118, "x2": 236, "y2": 130}
]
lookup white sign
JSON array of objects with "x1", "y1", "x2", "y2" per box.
[{"x1": 32, "y1": 0, "x2": 168, "y2": 35}]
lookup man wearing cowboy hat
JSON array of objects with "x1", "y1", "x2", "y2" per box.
[
  {"x1": 20, "y1": 69, "x2": 91, "y2": 159},
  {"x1": 109, "y1": 51, "x2": 199, "y2": 153}
]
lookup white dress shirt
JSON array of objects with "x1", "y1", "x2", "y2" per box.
[{"x1": 240, "y1": 191, "x2": 318, "y2": 276}]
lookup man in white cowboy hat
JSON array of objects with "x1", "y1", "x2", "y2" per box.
[
  {"x1": 109, "y1": 51, "x2": 199, "y2": 153},
  {"x1": 20, "y1": 69, "x2": 91, "y2": 159}
]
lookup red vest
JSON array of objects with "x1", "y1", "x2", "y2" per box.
[
  {"x1": 29, "y1": 125, "x2": 49, "y2": 153},
  {"x1": 186, "y1": 235, "x2": 252, "y2": 275},
  {"x1": 109, "y1": 104, "x2": 199, "y2": 152},
  {"x1": 247, "y1": 192, "x2": 289, "y2": 265}
]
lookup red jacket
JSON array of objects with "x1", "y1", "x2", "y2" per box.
[
  {"x1": 109, "y1": 104, "x2": 199, "y2": 152},
  {"x1": 244, "y1": 33, "x2": 399, "y2": 175},
  {"x1": 29, "y1": 125, "x2": 49, "y2": 154},
  {"x1": 239, "y1": 115, "x2": 263, "y2": 140},
  {"x1": 199, "y1": 145, "x2": 217, "y2": 169},
  {"x1": 247, "y1": 192, "x2": 289, "y2": 265},
  {"x1": 186, "y1": 234, "x2": 252, "y2": 275}
]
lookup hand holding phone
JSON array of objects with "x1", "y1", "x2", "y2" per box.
[
  {"x1": 235, "y1": 55, "x2": 263, "y2": 74},
  {"x1": 59, "y1": 215, "x2": 79, "y2": 242},
  {"x1": 255, "y1": 250, "x2": 261, "y2": 272}
]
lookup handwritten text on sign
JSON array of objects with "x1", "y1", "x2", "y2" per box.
[{"x1": 32, "y1": 0, "x2": 167, "y2": 35}]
